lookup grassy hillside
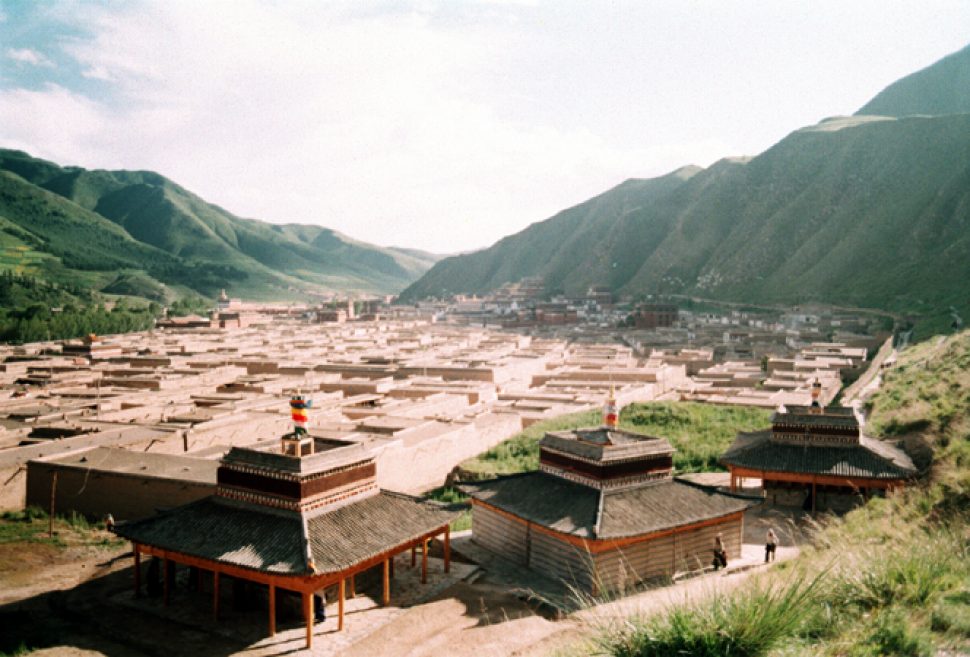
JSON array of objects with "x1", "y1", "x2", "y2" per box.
[
  {"x1": 401, "y1": 46, "x2": 970, "y2": 338},
  {"x1": 582, "y1": 330, "x2": 970, "y2": 657},
  {"x1": 0, "y1": 149, "x2": 440, "y2": 301},
  {"x1": 402, "y1": 114, "x2": 970, "y2": 337},
  {"x1": 458, "y1": 402, "x2": 771, "y2": 478},
  {"x1": 857, "y1": 43, "x2": 970, "y2": 118},
  {"x1": 399, "y1": 167, "x2": 701, "y2": 300}
]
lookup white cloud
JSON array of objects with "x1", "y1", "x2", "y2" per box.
[
  {"x1": 5, "y1": 47, "x2": 55, "y2": 67},
  {"x1": 3, "y1": 1, "x2": 653, "y2": 252},
  {"x1": 81, "y1": 65, "x2": 112, "y2": 80},
  {"x1": 2, "y1": 2, "x2": 970, "y2": 253}
]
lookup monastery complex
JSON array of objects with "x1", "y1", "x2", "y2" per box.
[
  {"x1": 2, "y1": 305, "x2": 883, "y2": 516},
  {"x1": 0, "y1": 302, "x2": 920, "y2": 651}
]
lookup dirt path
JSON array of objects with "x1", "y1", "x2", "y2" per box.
[
  {"x1": 340, "y1": 541, "x2": 800, "y2": 657},
  {"x1": 337, "y1": 581, "x2": 563, "y2": 657}
]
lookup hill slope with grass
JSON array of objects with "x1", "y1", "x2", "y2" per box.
[
  {"x1": 0, "y1": 149, "x2": 440, "y2": 301},
  {"x1": 457, "y1": 402, "x2": 771, "y2": 478},
  {"x1": 402, "y1": 46, "x2": 970, "y2": 337},
  {"x1": 574, "y1": 330, "x2": 970, "y2": 657},
  {"x1": 856, "y1": 43, "x2": 970, "y2": 118}
]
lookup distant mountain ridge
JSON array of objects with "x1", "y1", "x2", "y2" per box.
[
  {"x1": 856, "y1": 44, "x2": 970, "y2": 117},
  {"x1": 0, "y1": 150, "x2": 440, "y2": 301},
  {"x1": 400, "y1": 44, "x2": 970, "y2": 335}
]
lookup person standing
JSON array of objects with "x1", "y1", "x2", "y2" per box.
[
  {"x1": 712, "y1": 533, "x2": 727, "y2": 571},
  {"x1": 765, "y1": 528, "x2": 778, "y2": 563}
]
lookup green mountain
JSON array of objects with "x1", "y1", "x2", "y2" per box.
[
  {"x1": 856, "y1": 43, "x2": 970, "y2": 117},
  {"x1": 0, "y1": 149, "x2": 440, "y2": 302},
  {"x1": 401, "y1": 47, "x2": 970, "y2": 336}
]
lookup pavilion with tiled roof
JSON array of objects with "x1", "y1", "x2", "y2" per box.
[
  {"x1": 115, "y1": 422, "x2": 456, "y2": 649},
  {"x1": 461, "y1": 392, "x2": 758, "y2": 594},
  {"x1": 720, "y1": 382, "x2": 917, "y2": 512}
]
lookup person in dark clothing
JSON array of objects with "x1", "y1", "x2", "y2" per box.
[
  {"x1": 765, "y1": 528, "x2": 778, "y2": 563},
  {"x1": 314, "y1": 592, "x2": 326, "y2": 623},
  {"x1": 712, "y1": 533, "x2": 728, "y2": 571},
  {"x1": 146, "y1": 557, "x2": 161, "y2": 596}
]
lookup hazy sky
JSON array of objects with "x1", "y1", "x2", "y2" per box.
[{"x1": 2, "y1": 1, "x2": 968, "y2": 253}]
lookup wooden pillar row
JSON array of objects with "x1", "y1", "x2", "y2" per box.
[
  {"x1": 444, "y1": 525, "x2": 451, "y2": 574},
  {"x1": 338, "y1": 578, "x2": 345, "y2": 632},
  {"x1": 421, "y1": 538, "x2": 428, "y2": 584},
  {"x1": 382, "y1": 558, "x2": 390, "y2": 606},
  {"x1": 163, "y1": 558, "x2": 171, "y2": 606},
  {"x1": 268, "y1": 583, "x2": 276, "y2": 636},
  {"x1": 213, "y1": 570, "x2": 220, "y2": 619},
  {"x1": 133, "y1": 544, "x2": 141, "y2": 597},
  {"x1": 303, "y1": 591, "x2": 313, "y2": 650}
]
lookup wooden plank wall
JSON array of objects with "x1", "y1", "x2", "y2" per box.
[
  {"x1": 529, "y1": 530, "x2": 595, "y2": 591},
  {"x1": 593, "y1": 516, "x2": 743, "y2": 592},
  {"x1": 672, "y1": 517, "x2": 742, "y2": 573},
  {"x1": 471, "y1": 505, "x2": 528, "y2": 564},
  {"x1": 474, "y1": 506, "x2": 744, "y2": 594},
  {"x1": 594, "y1": 533, "x2": 673, "y2": 592}
]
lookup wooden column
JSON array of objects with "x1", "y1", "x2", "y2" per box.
[
  {"x1": 213, "y1": 571, "x2": 220, "y2": 619},
  {"x1": 411, "y1": 546, "x2": 416, "y2": 567},
  {"x1": 303, "y1": 591, "x2": 313, "y2": 650},
  {"x1": 444, "y1": 526, "x2": 451, "y2": 574},
  {"x1": 338, "y1": 578, "x2": 345, "y2": 631},
  {"x1": 163, "y1": 558, "x2": 171, "y2": 606},
  {"x1": 268, "y1": 583, "x2": 276, "y2": 636},
  {"x1": 382, "y1": 558, "x2": 390, "y2": 606},
  {"x1": 811, "y1": 481, "x2": 817, "y2": 514},
  {"x1": 421, "y1": 538, "x2": 428, "y2": 584},
  {"x1": 133, "y1": 544, "x2": 141, "y2": 597},
  {"x1": 349, "y1": 574, "x2": 355, "y2": 598}
]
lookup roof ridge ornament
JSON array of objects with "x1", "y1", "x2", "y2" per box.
[
  {"x1": 603, "y1": 384, "x2": 618, "y2": 430},
  {"x1": 809, "y1": 378, "x2": 823, "y2": 415}
]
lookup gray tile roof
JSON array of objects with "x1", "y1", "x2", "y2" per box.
[
  {"x1": 720, "y1": 432, "x2": 917, "y2": 479},
  {"x1": 307, "y1": 491, "x2": 455, "y2": 572},
  {"x1": 598, "y1": 480, "x2": 756, "y2": 538},
  {"x1": 462, "y1": 473, "x2": 756, "y2": 540},
  {"x1": 116, "y1": 497, "x2": 306, "y2": 573},
  {"x1": 542, "y1": 427, "x2": 674, "y2": 463},
  {"x1": 116, "y1": 492, "x2": 455, "y2": 576}
]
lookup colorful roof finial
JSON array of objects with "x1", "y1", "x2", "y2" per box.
[
  {"x1": 290, "y1": 393, "x2": 312, "y2": 434},
  {"x1": 603, "y1": 385, "x2": 619, "y2": 429},
  {"x1": 810, "y1": 378, "x2": 823, "y2": 414}
]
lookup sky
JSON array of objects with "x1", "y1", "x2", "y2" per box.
[{"x1": 1, "y1": 1, "x2": 969, "y2": 254}]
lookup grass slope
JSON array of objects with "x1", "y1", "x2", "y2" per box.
[
  {"x1": 401, "y1": 47, "x2": 970, "y2": 338},
  {"x1": 0, "y1": 149, "x2": 440, "y2": 301},
  {"x1": 585, "y1": 329, "x2": 970, "y2": 657},
  {"x1": 404, "y1": 114, "x2": 970, "y2": 337},
  {"x1": 459, "y1": 402, "x2": 771, "y2": 478},
  {"x1": 856, "y1": 43, "x2": 970, "y2": 118},
  {"x1": 399, "y1": 167, "x2": 701, "y2": 300}
]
